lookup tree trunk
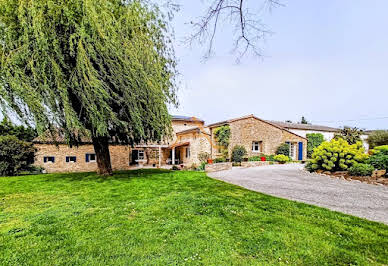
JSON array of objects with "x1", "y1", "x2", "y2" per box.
[{"x1": 92, "y1": 136, "x2": 113, "y2": 176}]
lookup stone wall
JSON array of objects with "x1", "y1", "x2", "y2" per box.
[
  {"x1": 34, "y1": 144, "x2": 131, "y2": 173},
  {"x1": 210, "y1": 117, "x2": 307, "y2": 161},
  {"x1": 175, "y1": 131, "x2": 211, "y2": 166},
  {"x1": 205, "y1": 162, "x2": 232, "y2": 173},
  {"x1": 241, "y1": 161, "x2": 274, "y2": 168}
]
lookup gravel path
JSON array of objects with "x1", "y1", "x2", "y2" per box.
[{"x1": 208, "y1": 164, "x2": 388, "y2": 225}]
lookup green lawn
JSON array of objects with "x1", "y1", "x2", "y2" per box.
[{"x1": 0, "y1": 170, "x2": 387, "y2": 265}]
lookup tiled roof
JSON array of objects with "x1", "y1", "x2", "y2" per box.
[
  {"x1": 267, "y1": 121, "x2": 341, "y2": 132},
  {"x1": 171, "y1": 115, "x2": 204, "y2": 123}
]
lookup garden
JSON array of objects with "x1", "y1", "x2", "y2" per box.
[
  {"x1": 1, "y1": 169, "x2": 388, "y2": 265},
  {"x1": 305, "y1": 131, "x2": 388, "y2": 186}
]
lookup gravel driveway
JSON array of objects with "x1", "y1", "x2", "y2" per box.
[{"x1": 208, "y1": 164, "x2": 388, "y2": 225}]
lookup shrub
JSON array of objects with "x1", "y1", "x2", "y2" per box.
[
  {"x1": 348, "y1": 163, "x2": 374, "y2": 176},
  {"x1": 214, "y1": 157, "x2": 226, "y2": 163},
  {"x1": 196, "y1": 162, "x2": 207, "y2": 171},
  {"x1": 307, "y1": 133, "x2": 325, "y2": 158},
  {"x1": 274, "y1": 154, "x2": 290, "y2": 163},
  {"x1": 248, "y1": 156, "x2": 261, "y2": 161},
  {"x1": 367, "y1": 130, "x2": 388, "y2": 149},
  {"x1": 334, "y1": 127, "x2": 363, "y2": 145},
  {"x1": 231, "y1": 145, "x2": 247, "y2": 163},
  {"x1": 0, "y1": 135, "x2": 35, "y2": 176},
  {"x1": 367, "y1": 145, "x2": 388, "y2": 172},
  {"x1": 198, "y1": 152, "x2": 210, "y2": 163},
  {"x1": 265, "y1": 154, "x2": 275, "y2": 161},
  {"x1": 307, "y1": 138, "x2": 368, "y2": 172},
  {"x1": 171, "y1": 165, "x2": 180, "y2": 171},
  {"x1": 276, "y1": 143, "x2": 290, "y2": 156}
]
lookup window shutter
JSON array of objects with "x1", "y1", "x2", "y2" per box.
[
  {"x1": 53, "y1": 157, "x2": 55, "y2": 163},
  {"x1": 86, "y1": 154, "x2": 89, "y2": 162},
  {"x1": 44, "y1": 157, "x2": 47, "y2": 163},
  {"x1": 74, "y1": 157, "x2": 77, "y2": 162},
  {"x1": 66, "y1": 157, "x2": 69, "y2": 163}
]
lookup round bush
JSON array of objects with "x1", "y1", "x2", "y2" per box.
[
  {"x1": 348, "y1": 163, "x2": 374, "y2": 176},
  {"x1": 276, "y1": 143, "x2": 290, "y2": 156},
  {"x1": 308, "y1": 138, "x2": 368, "y2": 171},
  {"x1": 274, "y1": 154, "x2": 290, "y2": 163},
  {"x1": 231, "y1": 145, "x2": 247, "y2": 163}
]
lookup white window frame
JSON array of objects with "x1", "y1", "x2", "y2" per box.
[
  {"x1": 186, "y1": 147, "x2": 190, "y2": 158},
  {"x1": 66, "y1": 156, "x2": 77, "y2": 163},
  {"x1": 87, "y1": 153, "x2": 96, "y2": 162},
  {"x1": 44, "y1": 156, "x2": 55, "y2": 163},
  {"x1": 138, "y1": 150, "x2": 145, "y2": 160},
  {"x1": 252, "y1": 141, "x2": 262, "y2": 152}
]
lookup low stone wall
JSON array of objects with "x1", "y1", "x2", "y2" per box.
[
  {"x1": 205, "y1": 162, "x2": 232, "y2": 173},
  {"x1": 241, "y1": 161, "x2": 277, "y2": 168}
]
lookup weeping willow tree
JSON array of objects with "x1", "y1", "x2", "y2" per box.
[{"x1": 0, "y1": 0, "x2": 177, "y2": 175}]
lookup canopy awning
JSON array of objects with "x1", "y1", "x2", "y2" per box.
[{"x1": 168, "y1": 142, "x2": 190, "y2": 149}]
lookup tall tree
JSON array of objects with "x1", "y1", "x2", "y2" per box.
[
  {"x1": 0, "y1": 0, "x2": 177, "y2": 175},
  {"x1": 300, "y1": 116, "x2": 309, "y2": 124}
]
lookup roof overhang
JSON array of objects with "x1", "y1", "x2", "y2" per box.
[{"x1": 168, "y1": 142, "x2": 190, "y2": 149}]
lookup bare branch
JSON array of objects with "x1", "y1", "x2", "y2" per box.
[{"x1": 187, "y1": 0, "x2": 283, "y2": 61}]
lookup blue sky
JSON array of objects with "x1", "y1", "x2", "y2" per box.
[{"x1": 169, "y1": 0, "x2": 388, "y2": 130}]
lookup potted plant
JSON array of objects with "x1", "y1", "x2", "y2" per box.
[
  {"x1": 207, "y1": 159, "x2": 213, "y2": 164},
  {"x1": 261, "y1": 156, "x2": 266, "y2": 161}
]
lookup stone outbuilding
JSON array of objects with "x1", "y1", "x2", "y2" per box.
[{"x1": 207, "y1": 115, "x2": 307, "y2": 161}]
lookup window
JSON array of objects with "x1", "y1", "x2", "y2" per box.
[
  {"x1": 252, "y1": 141, "x2": 262, "y2": 152},
  {"x1": 86, "y1": 153, "x2": 96, "y2": 163},
  {"x1": 44, "y1": 156, "x2": 55, "y2": 163},
  {"x1": 138, "y1": 150, "x2": 145, "y2": 160},
  {"x1": 66, "y1": 156, "x2": 77, "y2": 163},
  {"x1": 186, "y1": 147, "x2": 190, "y2": 158}
]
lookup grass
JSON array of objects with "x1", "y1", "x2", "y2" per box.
[{"x1": 0, "y1": 169, "x2": 387, "y2": 265}]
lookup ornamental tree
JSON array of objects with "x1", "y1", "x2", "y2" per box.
[{"x1": 0, "y1": 0, "x2": 177, "y2": 175}]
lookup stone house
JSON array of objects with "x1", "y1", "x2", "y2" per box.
[
  {"x1": 207, "y1": 115, "x2": 307, "y2": 161},
  {"x1": 34, "y1": 114, "x2": 310, "y2": 173},
  {"x1": 34, "y1": 116, "x2": 211, "y2": 173}
]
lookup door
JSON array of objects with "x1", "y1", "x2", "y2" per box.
[
  {"x1": 131, "y1": 150, "x2": 138, "y2": 165},
  {"x1": 298, "y1": 142, "x2": 303, "y2": 161}
]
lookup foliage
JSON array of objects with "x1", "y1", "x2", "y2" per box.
[
  {"x1": 335, "y1": 127, "x2": 363, "y2": 145},
  {"x1": 248, "y1": 154, "x2": 275, "y2": 162},
  {"x1": 372, "y1": 145, "x2": 388, "y2": 155},
  {"x1": 171, "y1": 165, "x2": 180, "y2": 171},
  {"x1": 214, "y1": 157, "x2": 226, "y2": 163},
  {"x1": 276, "y1": 143, "x2": 290, "y2": 156},
  {"x1": 196, "y1": 162, "x2": 207, "y2": 171},
  {"x1": 307, "y1": 133, "x2": 325, "y2": 158},
  {"x1": 274, "y1": 154, "x2": 290, "y2": 163},
  {"x1": 348, "y1": 163, "x2": 374, "y2": 176},
  {"x1": 248, "y1": 156, "x2": 261, "y2": 161},
  {"x1": 367, "y1": 131, "x2": 388, "y2": 149},
  {"x1": 0, "y1": 135, "x2": 35, "y2": 176},
  {"x1": 0, "y1": 117, "x2": 37, "y2": 142},
  {"x1": 0, "y1": 0, "x2": 177, "y2": 175},
  {"x1": 231, "y1": 145, "x2": 247, "y2": 163},
  {"x1": 367, "y1": 145, "x2": 388, "y2": 172},
  {"x1": 300, "y1": 116, "x2": 309, "y2": 124},
  {"x1": 0, "y1": 170, "x2": 387, "y2": 265},
  {"x1": 198, "y1": 152, "x2": 210, "y2": 163},
  {"x1": 308, "y1": 138, "x2": 368, "y2": 171},
  {"x1": 214, "y1": 125, "x2": 231, "y2": 147}
]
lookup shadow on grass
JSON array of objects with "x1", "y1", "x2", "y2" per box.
[{"x1": 40, "y1": 168, "x2": 173, "y2": 183}]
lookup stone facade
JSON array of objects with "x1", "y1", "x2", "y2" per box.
[
  {"x1": 35, "y1": 144, "x2": 131, "y2": 173},
  {"x1": 33, "y1": 114, "x2": 308, "y2": 173},
  {"x1": 205, "y1": 162, "x2": 232, "y2": 172},
  {"x1": 209, "y1": 115, "x2": 307, "y2": 161}
]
